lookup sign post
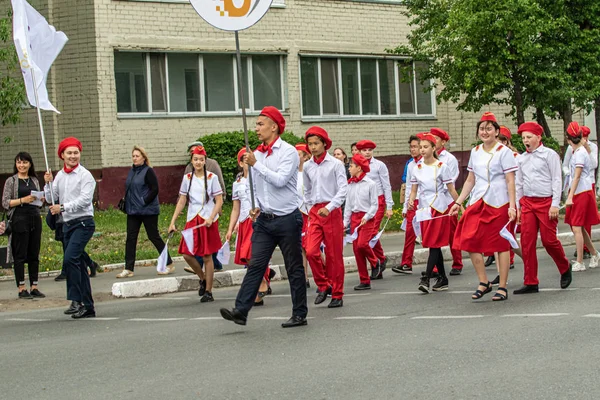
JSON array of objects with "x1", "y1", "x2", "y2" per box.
[{"x1": 189, "y1": 0, "x2": 274, "y2": 209}]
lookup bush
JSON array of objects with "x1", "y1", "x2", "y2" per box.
[{"x1": 199, "y1": 131, "x2": 305, "y2": 197}]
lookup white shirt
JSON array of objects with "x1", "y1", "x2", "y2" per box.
[
  {"x1": 410, "y1": 159, "x2": 454, "y2": 213},
  {"x1": 365, "y1": 157, "x2": 394, "y2": 210},
  {"x1": 467, "y1": 143, "x2": 518, "y2": 207},
  {"x1": 437, "y1": 149, "x2": 459, "y2": 183},
  {"x1": 516, "y1": 144, "x2": 562, "y2": 208},
  {"x1": 303, "y1": 153, "x2": 348, "y2": 212},
  {"x1": 569, "y1": 146, "x2": 594, "y2": 195},
  {"x1": 251, "y1": 137, "x2": 300, "y2": 216},
  {"x1": 297, "y1": 171, "x2": 309, "y2": 215},
  {"x1": 564, "y1": 141, "x2": 598, "y2": 174},
  {"x1": 232, "y1": 176, "x2": 251, "y2": 223},
  {"x1": 179, "y1": 171, "x2": 223, "y2": 222},
  {"x1": 44, "y1": 165, "x2": 95, "y2": 223},
  {"x1": 403, "y1": 157, "x2": 421, "y2": 211},
  {"x1": 343, "y1": 176, "x2": 378, "y2": 228}
]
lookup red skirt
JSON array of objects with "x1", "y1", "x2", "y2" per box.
[
  {"x1": 453, "y1": 199, "x2": 510, "y2": 253},
  {"x1": 421, "y1": 208, "x2": 450, "y2": 248},
  {"x1": 301, "y1": 213, "x2": 309, "y2": 249},
  {"x1": 565, "y1": 190, "x2": 600, "y2": 227},
  {"x1": 178, "y1": 215, "x2": 222, "y2": 257},
  {"x1": 234, "y1": 218, "x2": 253, "y2": 266}
]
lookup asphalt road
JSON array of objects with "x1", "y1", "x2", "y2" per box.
[{"x1": 2, "y1": 244, "x2": 600, "y2": 400}]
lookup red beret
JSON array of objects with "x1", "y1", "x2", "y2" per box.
[
  {"x1": 58, "y1": 137, "x2": 82, "y2": 159},
  {"x1": 305, "y1": 126, "x2": 332, "y2": 150},
  {"x1": 351, "y1": 153, "x2": 370, "y2": 173},
  {"x1": 295, "y1": 143, "x2": 310, "y2": 155},
  {"x1": 517, "y1": 122, "x2": 543, "y2": 137},
  {"x1": 260, "y1": 106, "x2": 285, "y2": 135},
  {"x1": 480, "y1": 112, "x2": 497, "y2": 123},
  {"x1": 237, "y1": 148, "x2": 247, "y2": 163},
  {"x1": 191, "y1": 146, "x2": 207, "y2": 156},
  {"x1": 582, "y1": 126, "x2": 591, "y2": 137},
  {"x1": 499, "y1": 126, "x2": 512, "y2": 140},
  {"x1": 356, "y1": 140, "x2": 377, "y2": 150},
  {"x1": 429, "y1": 128, "x2": 449, "y2": 141},
  {"x1": 417, "y1": 132, "x2": 438, "y2": 145},
  {"x1": 566, "y1": 121, "x2": 582, "y2": 138}
]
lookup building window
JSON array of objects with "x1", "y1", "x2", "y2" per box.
[
  {"x1": 299, "y1": 56, "x2": 435, "y2": 119},
  {"x1": 114, "y1": 51, "x2": 286, "y2": 115}
]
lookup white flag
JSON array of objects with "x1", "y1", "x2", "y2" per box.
[
  {"x1": 216, "y1": 241, "x2": 231, "y2": 265},
  {"x1": 156, "y1": 240, "x2": 170, "y2": 273},
  {"x1": 499, "y1": 222, "x2": 519, "y2": 249},
  {"x1": 400, "y1": 218, "x2": 407, "y2": 231},
  {"x1": 12, "y1": 0, "x2": 68, "y2": 113},
  {"x1": 181, "y1": 228, "x2": 195, "y2": 252},
  {"x1": 369, "y1": 218, "x2": 390, "y2": 248},
  {"x1": 344, "y1": 228, "x2": 359, "y2": 246},
  {"x1": 412, "y1": 215, "x2": 422, "y2": 239}
]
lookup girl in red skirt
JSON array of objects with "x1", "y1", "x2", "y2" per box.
[
  {"x1": 408, "y1": 133, "x2": 459, "y2": 293},
  {"x1": 169, "y1": 146, "x2": 223, "y2": 303},
  {"x1": 564, "y1": 121, "x2": 600, "y2": 271},
  {"x1": 450, "y1": 112, "x2": 518, "y2": 301}
]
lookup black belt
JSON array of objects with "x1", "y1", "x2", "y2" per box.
[
  {"x1": 64, "y1": 216, "x2": 93, "y2": 226},
  {"x1": 259, "y1": 212, "x2": 282, "y2": 220}
]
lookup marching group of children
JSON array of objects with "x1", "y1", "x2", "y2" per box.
[{"x1": 173, "y1": 107, "x2": 600, "y2": 306}]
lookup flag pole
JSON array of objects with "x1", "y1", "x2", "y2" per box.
[
  {"x1": 235, "y1": 30, "x2": 255, "y2": 209},
  {"x1": 30, "y1": 67, "x2": 55, "y2": 205}
]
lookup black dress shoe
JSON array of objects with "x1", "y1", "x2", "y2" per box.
[
  {"x1": 513, "y1": 285, "x2": 539, "y2": 295},
  {"x1": 72, "y1": 307, "x2": 96, "y2": 319},
  {"x1": 370, "y1": 261, "x2": 381, "y2": 279},
  {"x1": 314, "y1": 286, "x2": 332, "y2": 305},
  {"x1": 328, "y1": 298, "x2": 343, "y2": 308},
  {"x1": 220, "y1": 308, "x2": 247, "y2": 326},
  {"x1": 18, "y1": 290, "x2": 33, "y2": 299},
  {"x1": 377, "y1": 263, "x2": 386, "y2": 280},
  {"x1": 198, "y1": 280, "x2": 206, "y2": 296},
  {"x1": 269, "y1": 269, "x2": 277, "y2": 280},
  {"x1": 484, "y1": 255, "x2": 495, "y2": 267},
  {"x1": 89, "y1": 261, "x2": 100, "y2": 277},
  {"x1": 354, "y1": 283, "x2": 371, "y2": 290},
  {"x1": 449, "y1": 268, "x2": 462, "y2": 276},
  {"x1": 54, "y1": 273, "x2": 67, "y2": 282},
  {"x1": 491, "y1": 275, "x2": 500, "y2": 285},
  {"x1": 30, "y1": 289, "x2": 45, "y2": 298},
  {"x1": 281, "y1": 315, "x2": 307, "y2": 328},
  {"x1": 64, "y1": 301, "x2": 83, "y2": 315},
  {"x1": 561, "y1": 265, "x2": 573, "y2": 289},
  {"x1": 254, "y1": 300, "x2": 264, "y2": 306}
]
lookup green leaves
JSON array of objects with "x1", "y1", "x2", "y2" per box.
[{"x1": 0, "y1": 9, "x2": 25, "y2": 128}]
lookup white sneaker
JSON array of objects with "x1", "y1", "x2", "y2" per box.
[
  {"x1": 116, "y1": 269, "x2": 134, "y2": 278},
  {"x1": 589, "y1": 253, "x2": 600, "y2": 268},
  {"x1": 572, "y1": 261, "x2": 586, "y2": 272}
]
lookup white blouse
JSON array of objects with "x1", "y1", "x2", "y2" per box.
[
  {"x1": 569, "y1": 146, "x2": 594, "y2": 195},
  {"x1": 232, "y1": 177, "x2": 251, "y2": 223},
  {"x1": 297, "y1": 171, "x2": 308, "y2": 215},
  {"x1": 179, "y1": 172, "x2": 223, "y2": 222},
  {"x1": 410, "y1": 160, "x2": 454, "y2": 213},
  {"x1": 467, "y1": 143, "x2": 518, "y2": 207}
]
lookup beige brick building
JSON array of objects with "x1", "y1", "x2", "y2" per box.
[{"x1": 1, "y1": 0, "x2": 587, "y2": 206}]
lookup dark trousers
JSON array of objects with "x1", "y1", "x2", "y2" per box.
[
  {"x1": 196, "y1": 253, "x2": 223, "y2": 270},
  {"x1": 63, "y1": 218, "x2": 95, "y2": 309},
  {"x1": 125, "y1": 214, "x2": 171, "y2": 271},
  {"x1": 235, "y1": 209, "x2": 307, "y2": 318},
  {"x1": 11, "y1": 214, "x2": 42, "y2": 287},
  {"x1": 426, "y1": 248, "x2": 445, "y2": 278},
  {"x1": 57, "y1": 223, "x2": 94, "y2": 274}
]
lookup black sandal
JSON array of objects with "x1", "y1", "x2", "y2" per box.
[
  {"x1": 472, "y1": 281, "x2": 492, "y2": 300},
  {"x1": 257, "y1": 291, "x2": 268, "y2": 300},
  {"x1": 492, "y1": 287, "x2": 509, "y2": 301}
]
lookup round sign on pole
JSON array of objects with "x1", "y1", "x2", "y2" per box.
[{"x1": 190, "y1": 0, "x2": 274, "y2": 32}]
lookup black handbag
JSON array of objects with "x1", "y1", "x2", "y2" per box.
[{"x1": 118, "y1": 171, "x2": 134, "y2": 214}]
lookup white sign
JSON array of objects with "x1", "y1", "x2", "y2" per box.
[{"x1": 190, "y1": 0, "x2": 273, "y2": 32}]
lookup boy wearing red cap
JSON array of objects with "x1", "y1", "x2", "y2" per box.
[
  {"x1": 564, "y1": 122, "x2": 600, "y2": 271},
  {"x1": 428, "y1": 127, "x2": 463, "y2": 275},
  {"x1": 344, "y1": 154, "x2": 379, "y2": 290},
  {"x1": 513, "y1": 122, "x2": 572, "y2": 294},
  {"x1": 304, "y1": 126, "x2": 348, "y2": 308},
  {"x1": 44, "y1": 137, "x2": 97, "y2": 319},
  {"x1": 356, "y1": 139, "x2": 393, "y2": 278}
]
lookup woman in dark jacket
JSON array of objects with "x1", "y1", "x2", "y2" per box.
[
  {"x1": 1, "y1": 152, "x2": 45, "y2": 298},
  {"x1": 117, "y1": 146, "x2": 173, "y2": 278}
]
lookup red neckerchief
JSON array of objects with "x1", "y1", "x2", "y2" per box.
[
  {"x1": 63, "y1": 163, "x2": 79, "y2": 174},
  {"x1": 257, "y1": 140, "x2": 276, "y2": 157},
  {"x1": 436, "y1": 147, "x2": 446, "y2": 157},
  {"x1": 348, "y1": 172, "x2": 367, "y2": 184},
  {"x1": 313, "y1": 152, "x2": 327, "y2": 165},
  {"x1": 414, "y1": 155, "x2": 423, "y2": 163}
]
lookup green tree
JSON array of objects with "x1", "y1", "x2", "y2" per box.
[{"x1": 0, "y1": 9, "x2": 25, "y2": 128}]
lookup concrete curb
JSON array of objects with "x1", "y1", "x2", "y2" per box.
[{"x1": 110, "y1": 228, "x2": 600, "y2": 298}]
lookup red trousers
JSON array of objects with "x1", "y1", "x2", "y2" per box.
[
  {"x1": 520, "y1": 197, "x2": 569, "y2": 286},
  {"x1": 351, "y1": 212, "x2": 379, "y2": 284},
  {"x1": 448, "y1": 206, "x2": 463, "y2": 269},
  {"x1": 400, "y1": 200, "x2": 418, "y2": 267},
  {"x1": 371, "y1": 195, "x2": 386, "y2": 262},
  {"x1": 306, "y1": 204, "x2": 345, "y2": 299}
]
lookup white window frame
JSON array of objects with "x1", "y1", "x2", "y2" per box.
[{"x1": 299, "y1": 54, "x2": 436, "y2": 122}]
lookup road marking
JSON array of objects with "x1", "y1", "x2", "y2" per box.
[
  {"x1": 128, "y1": 318, "x2": 186, "y2": 322},
  {"x1": 381, "y1": 291, "x2": 421, "y2": 295},
  {"x1": 539, "y1": 288, "x2": 576, "y2": 292},
  {"x1": 190, "y1": 317, "x2": 224, "y2": 320},
  {"x1": 5, "y1": 318, "x2": 51, "y2": 322},
  {"x1": 137, "y1": 297, "x2": 189, "y2": 301},
  {"x1": 502, "y1": 313, "x2": 569, "y2": 318},
  {"x1": 344, "y1": 293, "x2": 371, "y2": 297},
  {"x1": 582, "y1": 314, "x2": 600, "y2": 318},
  {"x1": 335, "y1": 316, "x2": 397, "y2": 320},
  {"x1": 411, "y1": 315, "x2": 485, "y2": 320},
  {"x1": 254, "y1": 316, "x2": 289, "y2": 320},
  {"x1": 90, "y1": 317, "x2": 120, "y2": 321}
]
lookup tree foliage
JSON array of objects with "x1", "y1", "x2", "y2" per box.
[
  {"x1": 391, "y1": 0, "x2": 600, "y2": 137},
  {"x1": 0, "y1": 9, "x2": 25, "y2": 128}
]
